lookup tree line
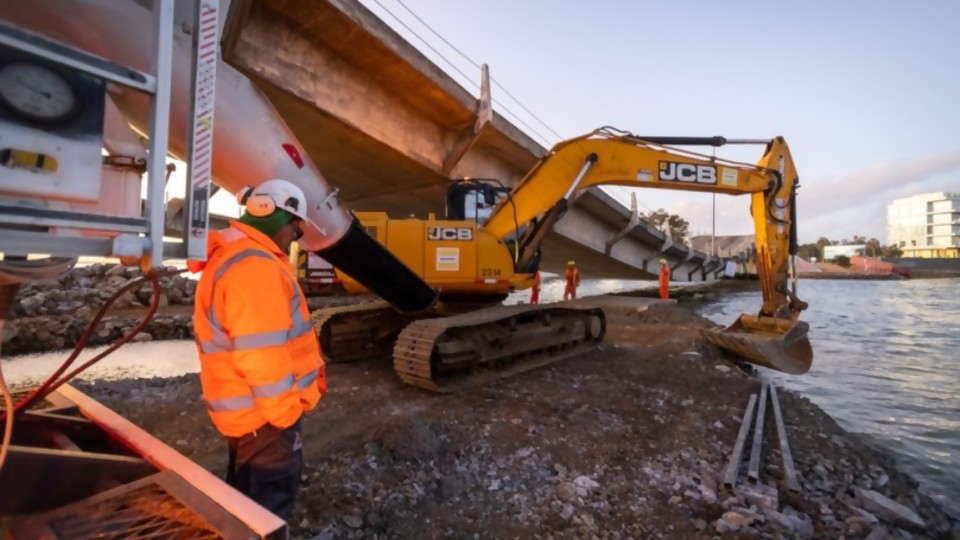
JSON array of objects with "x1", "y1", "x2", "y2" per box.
[
  {"x1": 640, "y1": 209, "x2": 690, "y2": 243},
  {"x1": 798, "y1": 236, "x2": 903, "y2": 261},
  {"x1": 637, "y1": 209, "x2": 902, "y2": 262}
]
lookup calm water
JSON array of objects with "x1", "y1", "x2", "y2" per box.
[{"x1": 694, "y1": 278, "x2": 960, "y2": 518}]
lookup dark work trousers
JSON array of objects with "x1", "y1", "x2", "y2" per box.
[{"x1": 226, "y1": 417, "x2": 303, "y2": 521}]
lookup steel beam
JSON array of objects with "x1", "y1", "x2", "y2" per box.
[{"x1": 724, "y1": 392, "x2": 757, "y2": 489}]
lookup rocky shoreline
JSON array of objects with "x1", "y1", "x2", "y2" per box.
[
  {"x1": 3, "y1": 264, "x2": 195, "y2": 357},
  {"x1": 6, "y1": 265, "x2": 958, "y2": 538},
  {"x1": 2, "y1": 264, "x2": 371, "y2": 357}
]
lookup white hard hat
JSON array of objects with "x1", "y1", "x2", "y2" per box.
[{"x1": 238, "y1": 179, "x2": 309, "y2": 221}]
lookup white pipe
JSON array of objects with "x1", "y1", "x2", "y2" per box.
[{"x1": 0, "y1": 0, "x2": 351, "y2": 250}]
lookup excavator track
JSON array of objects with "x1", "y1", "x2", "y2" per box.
[
  {"x1": 392, "y1": 304, "x2": 606, "y2": 392},
  {"x1": 312, "y1": 301, "x2": 421, "y2": 364}
]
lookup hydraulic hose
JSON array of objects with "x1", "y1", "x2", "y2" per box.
[
  {"x1": 1, "y1": 269, "x2": 179, "y2": 421},
  {"x1": 0, "y1": 284, "x2": 19, "y2": 472},
  {"x1": 0, "y1": 359, "x2": 11, "y2": 472}
]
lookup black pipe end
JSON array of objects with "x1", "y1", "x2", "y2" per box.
[{"x1": 316, "y1": 218, "x2": 439, "y2": 313}]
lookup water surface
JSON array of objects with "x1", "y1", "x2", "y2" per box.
[{"x1": 695, "y1": 278, "x2": 960, "y2": 517}]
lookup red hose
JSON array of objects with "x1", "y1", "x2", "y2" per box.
[{"x1": 0, "y1": 268, "x2": 186, "y2": 421}]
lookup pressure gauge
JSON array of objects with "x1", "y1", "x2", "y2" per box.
[{"x1": 0, "y1": 61, "x2": 78, "y2": 124}]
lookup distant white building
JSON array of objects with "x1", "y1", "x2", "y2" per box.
[
  {"x1": 887, "y1": 192, "x2": 960, "y2": 258},
  {"x1": 823, "y1": 244, "x2": 865, "y2": 261}
]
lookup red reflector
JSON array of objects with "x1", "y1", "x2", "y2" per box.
[{"x1": 282, "y1": 143, "x2": 304, "y2": 169}]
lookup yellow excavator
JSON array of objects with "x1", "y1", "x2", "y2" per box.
[{"x1": 306, "y1": 127, "x2": 812, "y2": 391}]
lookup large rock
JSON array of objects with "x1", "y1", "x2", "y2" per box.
[
  {"x1": 741, "y1": 483, "x2": 779, "y2": 512},
  {"x1": 716, "y1": 511, "x2": 753, "y2": 533},
  {"x1": 856, "y1": 488, "x2": 926, "y2": 531},
  {"x1": 371, "y1": 414, "x2": 442, "y2": 461},
  {"x1": 18, "y1": 293, "x2": 46, "y2": 317}
]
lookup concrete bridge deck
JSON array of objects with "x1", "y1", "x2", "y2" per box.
[{"x1": 214, "y1": 0, "x2": 743, "y2": 281}]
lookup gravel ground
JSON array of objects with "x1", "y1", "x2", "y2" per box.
[{"x1": 68, "y1": 302, "x2": 957, "y2": 540}]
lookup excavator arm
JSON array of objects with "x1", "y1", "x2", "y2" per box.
[{"x1": 483, "y1": 127, "x2": 811, "y2": 374}]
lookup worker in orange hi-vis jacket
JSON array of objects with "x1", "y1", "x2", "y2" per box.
[
  {"x1": 530, "y1": 270, "x2": 541, "y2": 304},
  {"x1": 659, "y1": 258, "x2": 671, "y2": 300},
  {"x1": 564, "y1": 260, "x2": 581, "y2": 301},
  {"x1": 189, "y1": 179, "x2": 326, "y2": 521}
]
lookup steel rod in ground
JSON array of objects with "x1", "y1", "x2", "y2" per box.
[
  {"x1": 769, "y1": 384, "x2": 801, "y2": 492},
  {"x1": 748, "y1": 382, "x2": 769, "y2": 483},
  {"x1": 723, "y1": 392, "x2": 758, "y2": 489}
]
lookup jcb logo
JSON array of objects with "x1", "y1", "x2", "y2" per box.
[
  {"x1": 658, "y1": 161, "x2": 717, "y2": 184},
  {"x1": 427, "y1": 227, "x2": 474, "y2": 241}
]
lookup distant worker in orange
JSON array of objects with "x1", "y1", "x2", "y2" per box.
[
  {"x1": 564, "y1": 260, "x2": 581, "y2": 301},
  {"x1": 659, "y1": 258, "x2": 671, "y2": 300},
  {"x1": 189, "y1": 179, "x2": 326, "y2": 521},
  {"x1": 530, "y1": 270, "x2": 541, "y2": 304}
]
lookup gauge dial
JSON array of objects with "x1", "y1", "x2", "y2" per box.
[{"x1": 0, "y1": 62, "x2": 78, "y2": 123}]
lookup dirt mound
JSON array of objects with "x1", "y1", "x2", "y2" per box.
[
  {"x1": 371, "y1": 414, "x2": 444, "y2": 461},
  {"x1": 628, "y1": 302, "x2": 718, "y2": 327},
  {"x1": 604, "y1": 302, "x2": 720, "y2": 354}
]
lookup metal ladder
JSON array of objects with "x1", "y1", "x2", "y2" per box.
[{"x1": 0, "y1": 0, "x2": 216, "y2": 269}]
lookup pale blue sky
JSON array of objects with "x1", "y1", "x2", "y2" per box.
[{"x1": 356, "y1": 0, "x2": 960, "y2": 244}]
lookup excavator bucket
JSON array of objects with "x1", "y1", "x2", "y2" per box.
[{"x1": 702, "y1": 314, "x2": 813, "y2": 375}]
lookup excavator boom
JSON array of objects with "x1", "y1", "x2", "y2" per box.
[{"x1": 482, "y1": 127, "x2": 810, "y2": 374}]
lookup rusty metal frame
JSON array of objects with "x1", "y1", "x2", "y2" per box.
[
  {"x1": 8, "y1": 470, "x2": 256, "y2": 539},
  {"x1": 54, "y1": 384, "x2": 287, "y2": 538},
  {"x1": 1, "y1": 384, "x2": 286, "y2": 539},
  {"x1": 0, "y1": 444, "x2": 155, "y2": 515}
]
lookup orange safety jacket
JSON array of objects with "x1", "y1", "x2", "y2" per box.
[
  {"x1": 530, "y1": 271, "x2": 541, "y2": 304},
  {"x1": 189, "y1": 221, "x2": 326, "y2": 438},
  {"x1": 659, "y1": 264, "x2": 671, "y2": 299}
]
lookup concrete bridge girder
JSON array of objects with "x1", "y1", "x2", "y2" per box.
[
  {"x1": 226, "y1": 0, "x2": 533, "y2": 185},
  {"x1": 221, "y1": 0, "x2": 738, "y2": 280},
  {"x1": 547, "y1": 190, "x2": 715, "y2": 282}
]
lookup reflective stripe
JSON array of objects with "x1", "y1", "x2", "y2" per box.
[
  {"x1": 199, "y1": 249, "x2": 273, "y2": 354},
  {"x1": 200, "y1": 328, "x2": 236, "y2": 354},
  {"x1": 297, "y1": 369, "x2": 319, "y2": 390},
  {"x1": 199, "y1": 247, "x2": 312, "y2": 354},
  {"x1": 235, "y1": 329, "x2": 289, "y2": 350},
  {"x1": 290, "y1": 319, "x2": 314, "y2": 339},
  {"x1": 251, "y1": 373, "x2": 296, "y2": 399},
  {"x1": 206, "y1": 395, "x2": 255, "y2": 412}
]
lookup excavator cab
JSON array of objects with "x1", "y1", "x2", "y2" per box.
[
  {"x1": 445, "y1": 178, "x2": 512, "y2": 225},
  {"x1": 443, "y1": 179, "x2": 541, "y2": 275}
]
